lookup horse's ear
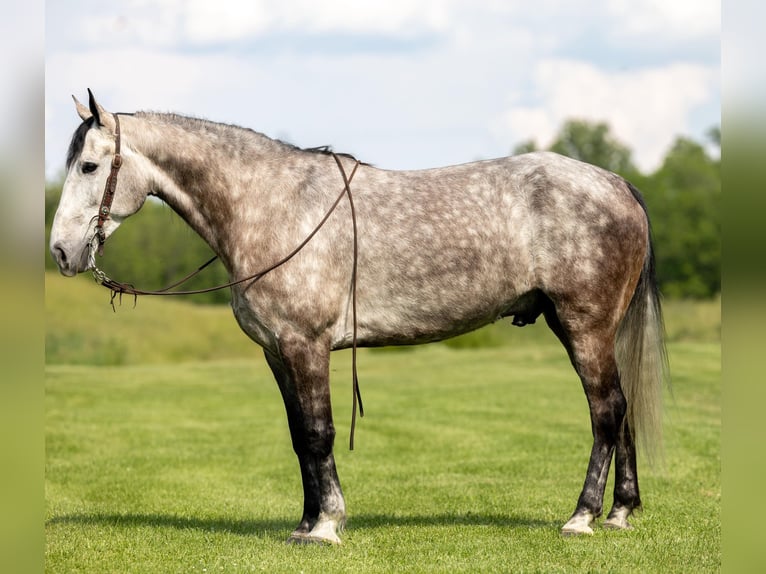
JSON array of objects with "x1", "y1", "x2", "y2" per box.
[
  {"x1": 72, "y1": 94, "x2": 92, "y2": 121},
  {"x1": 86, "y1": 88, "x2": 116, "y2": 131},
  {"x1": 87, "y1": 88, "x2": 103, "y2": 126}
]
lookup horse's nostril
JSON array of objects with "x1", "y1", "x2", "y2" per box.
[{"x1": 51, "y1": 241, "x2": 68, "y2": 266}]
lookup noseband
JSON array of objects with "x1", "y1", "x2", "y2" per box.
[{"x1": 94, "y1": 114, "x2": 123, "y2": 256}]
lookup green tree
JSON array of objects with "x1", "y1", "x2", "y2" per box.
[
  {"x1": 706, "y1": 125, "x2": 721, "y2": 147},
  {"x1": 644, "y1": 136, "x2": 720, "y2": 298},
  {"x1": 549, "y1": 119, "x2": 638, "y2": 176},
  {"x1": 512, "y1": 139, "x2": 538, "y2": 155}
]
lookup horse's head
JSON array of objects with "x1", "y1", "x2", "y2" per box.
[{"x1": 50, "y1": 90, "x2": 149, "y2": 276}]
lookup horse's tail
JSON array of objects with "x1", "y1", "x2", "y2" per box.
[{"x1": 615, "y1": 182, "x2": 670, "y2": 463}]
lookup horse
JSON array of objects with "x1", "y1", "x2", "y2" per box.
[{"x1": 49, "y1": 91, "x2": 667, "y2": 544}]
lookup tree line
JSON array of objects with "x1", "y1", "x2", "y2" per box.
[{"x1": 45, "y1": 119, "x2": 720, "y2": 303}]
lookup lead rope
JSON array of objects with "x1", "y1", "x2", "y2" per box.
[{"x1": 90, "y1": 146, "x2": 364, "y2": 449}]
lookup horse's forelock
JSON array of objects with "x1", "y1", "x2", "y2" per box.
[{"x1": 65, "y1": 117, "x2": 96, "y2": 170}]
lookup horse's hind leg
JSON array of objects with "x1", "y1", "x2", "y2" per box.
[
  {"x1": 263, "y1": 332, "x2": 345, "y2": 545},
  {"x1": 545, "y1": 308, "x2": 631, "y2": 535},
  {"x1": 603, "y1": 417, "x2": 640, "y2": 530}
]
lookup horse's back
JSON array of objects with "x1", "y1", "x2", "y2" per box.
[
  {"x1": 342, "y1": 152, "x2": 645, "y2": 347},
  {"x1": 346, "y1": 156, "x2": 531, "y2": 344}
]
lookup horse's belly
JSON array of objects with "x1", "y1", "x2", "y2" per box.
[
  {"x1": 335, "y1": 228, "x2": 535, "y2": 348},
  {"x1": 354, "y1": 310, "x2": 500, "y2": 347},
  {"x1": 334, "y1": 273, "x2": 530, "y2": 349}
]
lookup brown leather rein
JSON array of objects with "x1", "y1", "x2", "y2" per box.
[{"x1": 89, "y1": 113, "x2": 365, "y2": 449}]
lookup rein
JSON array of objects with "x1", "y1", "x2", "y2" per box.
[{"x1": 89, "y1": 116, "x2": 364, "y2": 449}]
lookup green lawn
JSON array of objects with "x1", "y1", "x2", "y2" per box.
[{"x1": 45, "y1": 344, "x2": 719, "y2": 571}]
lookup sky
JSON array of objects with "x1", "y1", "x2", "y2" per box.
[{"x1": 45, "y1": 0, "x2": 720, "y2": 179}]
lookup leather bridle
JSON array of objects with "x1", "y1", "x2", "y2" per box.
[{"x1": 94, "y1": 114, "x2": 123, "y2": 256}]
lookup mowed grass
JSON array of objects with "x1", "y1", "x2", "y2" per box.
[{"x1": 45, "y1": 273, "x2": 720, "y2": 572}]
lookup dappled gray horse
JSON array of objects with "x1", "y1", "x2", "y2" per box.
[{"x1": 50, "y1": 91, "x2": 667, "y2": 544}]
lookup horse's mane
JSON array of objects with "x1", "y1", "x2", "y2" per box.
[{"x1": 136, "y1": 111, "x2": 367, "y2": 164}]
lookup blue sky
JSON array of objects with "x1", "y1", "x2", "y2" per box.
[{"x1": 45, "y1": 0, "x2": 720, "y2": 179}]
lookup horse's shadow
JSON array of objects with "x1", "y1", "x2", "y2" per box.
[
  {"x1": 350, "y1": 512, "x2": 554, "y2": 531},
  {"x1": 46, "y1": 512, "x2": 556, "y2": 540},
  {"x1": 46, "y1": 513, "x2": 293, "y2": 540}
]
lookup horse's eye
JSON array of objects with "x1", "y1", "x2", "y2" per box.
[{"x1": 81, "y1": 162, "x2": 98, "y2": 174}]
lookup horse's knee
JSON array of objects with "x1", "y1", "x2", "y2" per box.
[{"x1": 290, "y1": 418, "x2": 336, "y2": 458}]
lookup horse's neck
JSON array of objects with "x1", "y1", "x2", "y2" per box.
[{"x1": 127, "y1": 114, "x2": 299, "y2": 270}]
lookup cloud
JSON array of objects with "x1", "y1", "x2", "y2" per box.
[
  {"x1": 52, "y1": 0, "x2": 720, "y2": 57},
  {"x1": 60, "y1": 0, "x2": 456, "y2": 50},
  {"x1": 606, "y1": 0, "x2": 719, "y2": 39},
  {"x1": 45, "y1": 48, "x2": 245, "y2": 175},
  {"x1": 496, "y1": 59, "x2": 718, "y2": 171},
  {"x1": 45, "y1": 1, "x2": 720, "y2": 178}
]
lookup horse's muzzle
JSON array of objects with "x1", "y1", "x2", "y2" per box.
[{"x1": 50, "y1": 240, "x2": 89, "y2": 277}]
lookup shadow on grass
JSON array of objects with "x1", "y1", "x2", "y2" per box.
[
  {"x1": 46, "y1": 513, "x2": 294, "y2": 541},
  {"x1": 350, "y1": 512, "x2": 556, "y2": 530},
  {"x1": 47, "y1": 511, "x2": 557, "y2": 538}
]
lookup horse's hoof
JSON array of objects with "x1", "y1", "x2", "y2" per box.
[
  {"x1": 561, "y1": 512, "x2": 595, "y2": 536},
  {"x1": 285, "y1": 519, "x2": 343, "y2": 545},
  {"x1": 286, "y1": 534, "x2": 331, "y2": 546},
  {"x1": 308, "y1": 519, "x2": 342, "y2": 545},
  {"x1": 603, "y1": 518, "x2": 633, "y2": 531},
  {"x1": 603, "y1": 505, "x2": 634, "y2": 530},
  {"x1": 603, "y1": 517, "x2": 633, "y2": 530}
]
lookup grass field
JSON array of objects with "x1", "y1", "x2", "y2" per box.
[{"x1": 45, "y1": 272, "x2": 720, "y2": 572}]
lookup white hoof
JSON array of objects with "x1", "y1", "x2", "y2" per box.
[
  {"x1": 287, "y1": 517, "x2": 343, "y2": 545},
  {"x1": 604, "y1": 507, "x2": 633, "y2": 530},
  {"x1": 561, "y1": 512, "x2": 595, "y2": 536},
  {"x1": 308, "y1": 518, "x2": 343, "y2": 544}
]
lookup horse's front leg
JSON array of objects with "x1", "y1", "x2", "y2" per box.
[{"x1": 264, "y1": 332, "x2": 346, "y2": 545}]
